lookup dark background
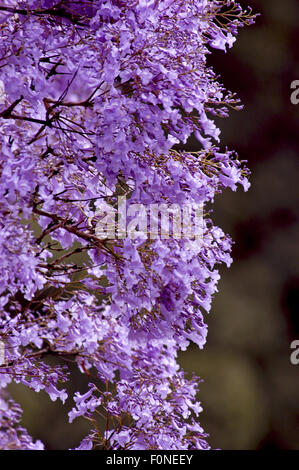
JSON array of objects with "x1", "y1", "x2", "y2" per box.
[
  {"x1": 180, "y1": 0, "x2": 299, "y2": 449},
  {"x1": 9, "y1": 0, "x2": 299, "y2": 449}
]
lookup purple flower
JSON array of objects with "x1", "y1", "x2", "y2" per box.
[{"x1": 0, "y1": 0, "x2": 256, "y2": 450}]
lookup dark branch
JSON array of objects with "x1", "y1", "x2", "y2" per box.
[{"x1": 0, "y1": 5, "x2": 86, "y2": 26}]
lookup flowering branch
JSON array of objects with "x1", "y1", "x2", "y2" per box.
[{"x1": 0, "y1": 0, "x2": 256, "y2": 451}]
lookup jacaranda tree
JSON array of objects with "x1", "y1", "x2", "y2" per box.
[{"x1": 0, "y1": 0, "x2": 256, "y2": 450}]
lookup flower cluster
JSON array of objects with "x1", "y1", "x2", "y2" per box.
[
  {"x1": 0, "y1": 394, "x2": 43, "y2": 449},
  {"x1": 0, "y1": 0, "x2": 255, "y2": 449}
]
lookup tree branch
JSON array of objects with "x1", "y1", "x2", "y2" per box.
[{"x1": 0, "y1": 5, "x2": 86, "y2": 26}]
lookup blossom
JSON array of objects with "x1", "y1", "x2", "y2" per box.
[
  {"x1": 0, "y1": 395, "x2": 44, "y2": 450},
  {"x1": 0, "y1": 0, "x2": 256, "y2": 450}
]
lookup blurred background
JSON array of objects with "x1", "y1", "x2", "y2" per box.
[
  {"x1": 8, "y1": 0, "x2": 299, "y2": 449},
  {"x1": 180, "y1": 0, "x2": 299, "y2": 449}
]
